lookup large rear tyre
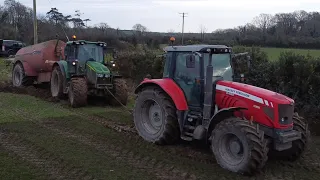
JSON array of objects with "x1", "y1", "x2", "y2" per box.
[
  {"x1": 50, "y1": 66, "x2": 64, "y2": 99},
  {"x1": 133, "y1": 87, "x2": 180, "y2": 145},
  {"x1": 211, "y1": 117, "x2": 269, "y2": 175},
  {"x1": 68, "y1": 78, "x2": 88, "y2": 108},
  {"x1": 269, "y1": 113, "x2": 310, "y2": 161},
  {"x1": 109, "y1": 78, "x2": 128, "y2": 106},
  {"x1": 12, "y1": 63, "x2": 33, "y2": 87}
]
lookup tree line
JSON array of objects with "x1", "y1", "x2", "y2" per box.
[{"x1": 2, "y1": 0, "x2": 320, "y2": 49}]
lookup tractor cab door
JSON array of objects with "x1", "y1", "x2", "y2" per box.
[
  {"x1": 173, "y1": 52, "x2": 201, "y2": 108},
  {"x1": 64, "y1": 45, "x2": 78, "y2": 74}
]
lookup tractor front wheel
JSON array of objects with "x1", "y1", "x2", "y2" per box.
[
  {"x1": 68, "y1": 78, "x2": 88, "y2": 108},
  {"x1": 50, "y1": 66, "x2": 64, "y2": 99},
  {"x1": 211, "y1": 117, "x2": 269, "y2": 175},
  {"x1": 109, "y1": 78, "x2": 128, "y2": 106},
  {"x1": 133, "y1": 87, "x2": 180, "y2": 145}
]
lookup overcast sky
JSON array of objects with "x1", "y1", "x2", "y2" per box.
[{"x1": 11, "y1": 0, "x2": 320, "y2": 32}]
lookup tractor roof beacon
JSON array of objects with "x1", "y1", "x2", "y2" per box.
[{"x1": 133, "y1": 39, "x2": 310, "y2": 175}]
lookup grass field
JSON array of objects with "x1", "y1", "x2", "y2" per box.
[
  {"x1": 233, "y1": 46, "x2": 320, "y2": 61},
  {"x1": 260, "y1": 47, "x2": 320, "y2": 61},
  {"x1": 0, "y1": 58, "x2": 320, "y2": 179}
]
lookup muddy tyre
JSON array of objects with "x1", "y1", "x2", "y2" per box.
[
  {"x1": 50, "y1": 66, "x2": 64, "y2": 99},
  {"x1": 211, "y1": 117, "x2": 269, "y2": 175},
  {"x1": 269, "y1": 113, "x2": 310, "y2": 161},
  {"x1": 109, "y1": 78, "x2": 128, "y2": 106},
  {"x1": 12, "y1": 63, "x2": 33, "y2": 87},
  {"x1": 133, "y1": 87, "x2": 180, "y2": 145},
  {"x1": 68, "y1": 78, "x2": 88, "y2": 108}
]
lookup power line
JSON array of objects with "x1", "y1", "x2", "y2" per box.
[{"x1": 179, "y1": 12, "x2": 187, "y2": 45}]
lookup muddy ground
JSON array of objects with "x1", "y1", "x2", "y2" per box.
[{"x1": 0, "y1": 81, "x2": 319, "y2": 180}]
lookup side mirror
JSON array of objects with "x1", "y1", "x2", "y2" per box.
[
  {"x1": 186, "y1": 54, "x2": 196, "y2": 68},
  {"x1": 112, "y1": 50, "x2": 118, "y2": 59},
  {"x1": 246, "y1": 55, "x2": 251, "y2": 68}
]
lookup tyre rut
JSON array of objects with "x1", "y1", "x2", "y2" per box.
[
  {"x1": 0, "y1": 132, "x2": 94, "y2": 180},
  {"x1": 11, "y1": 106, "x2": 197, "y2": 180}
]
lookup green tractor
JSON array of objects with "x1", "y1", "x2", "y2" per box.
[{"x1": 50, "y1": 37, "x2": 128, "y2": 107}]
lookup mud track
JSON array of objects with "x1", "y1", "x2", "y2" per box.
[
  {"x1": 1, "y1": 81, "x2": 320, "y2": 179},
  {"x1": 9, "y1": 100, "x2": 197, "y2": 180},
  {"x1": 0, "y1": 81, "x2": 216, "y2": 165},
  {"x1": 0, "y1": 132, "x2": 94, "y2": 180}
]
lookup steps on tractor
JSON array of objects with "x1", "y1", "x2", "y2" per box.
[{"x1": 180, "y1": 113, "x2": 202, "y2": 141}]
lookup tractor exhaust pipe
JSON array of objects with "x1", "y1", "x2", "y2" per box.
[{"x1": 203, "y1": 52, "x2": 213, "y2": 126}]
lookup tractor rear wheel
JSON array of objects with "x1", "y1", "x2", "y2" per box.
[
  {"x1": 12, "y1": 63, "x2": 33, "y2": 87},
  {"x1": 68, "y1": 78, "x2": 88, "y2": 108},
  {"x1": 50, "y1": 66, "x2": 64, "y2": 99},
  {"x1": 133, "y1": 87, "x2": 180, "y2": 145},
  {"x1": 269, "y1": 113, "x2": 310, "y2": 161},
  {"x1": 109, "y1": 78, "x2": 128, "y2": 106},
  {"x1": 211, "y1": 117, "x2": 269, "y2": 175}
]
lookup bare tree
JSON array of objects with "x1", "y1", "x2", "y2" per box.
[
  {"x1": 132, "y1": 23, "x2": 148, "y2": 35},
  {"x1": 253, "y1": 13, "x2": 274, "y2": 32}
]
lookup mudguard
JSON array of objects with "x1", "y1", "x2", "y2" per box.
[
  {"x1": 55, "y1": 61, "x2": 69, "y2": 79},
  {"x1": 13, "y1": 60, "x2": 37, "y2": 76},
  {"x1": 207, "y1": 107, "x2": 248, "y2": 133},
  {"x1": 135, "y1": 78, "x2": 188, "y2": 110}
]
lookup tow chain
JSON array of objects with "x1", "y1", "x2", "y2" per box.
[{"x1": 105, "y1": 87, "x2": 133, "y2": 115}]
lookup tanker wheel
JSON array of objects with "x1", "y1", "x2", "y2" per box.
[
  {"x1": 50, "y1": 66, "x2": 65, "y2": 99},
  {"x1": 211, "y1": 117, "x2": 269, "y2": 175},
  {"x1": 12, "y1": 63, "x2": 33, "y2": 87},
  {"x1": 68, "y1": 78, "x2": 88, "y2": 108},
  {"x1": 133, "y1": 87, "x2": 180, "y2": 145},
  {"x1": 109, "y1": 78, "x2": 128, "y2": 106},
  {"x1": 269, "y1": 113, "x2": 310, "y2": 161}
]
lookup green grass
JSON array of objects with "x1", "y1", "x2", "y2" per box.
[
  {"x1": 0, "y1": 150, "x2": 44, "y2": 180},
  {"x1": 234, "y1": 46, "x2": 320, "y2": 61},
  {"x1": 260, "y1": 47, "x2": 320, "y2": 61},
  {"x1": 0, "y1": 58, "x2": 11, "y2": 82}
]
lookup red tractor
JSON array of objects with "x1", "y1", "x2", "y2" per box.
[{"x1": 133, "y1": 43, "x2": 310, "y2": 175}]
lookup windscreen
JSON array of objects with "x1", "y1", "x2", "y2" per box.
[
  {"x1": 77, "y1": 44, "x2": 104, "y2": 63},
  {"x1": 203, "y1": 53, "x2": 233, "y2": 81}
]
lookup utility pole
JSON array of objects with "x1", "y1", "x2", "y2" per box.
[
  {"x1": 179, "y1": 12, "x2": 187, "y2": 45},
  {"x1": 33, "y1": 0, "x2": 38, "y2": 44}
]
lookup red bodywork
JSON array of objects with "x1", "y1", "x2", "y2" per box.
[
  {"x1": 135, "y1": 78, "x2": 188, "y2": 110},
  {"x1": 137, "y1": 78, "x2": 295, "y2": 130},
  {"x1": 14, "y1": 40, "x2": 66, "y2": 82},
  {"x1": 215, "y1": 81, "x2": 294, "y2": 129}
]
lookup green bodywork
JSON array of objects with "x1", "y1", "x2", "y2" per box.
[{"x1": 86, "y1": 61, "x2": 110, "y2": 74}]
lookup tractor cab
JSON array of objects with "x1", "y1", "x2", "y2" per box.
[
  {"x1": 64, "y1": 36, "x2": 108, "y2": 76},
  {"x1": 162, "y1": 45, "x2": 234, "y2": 108}
]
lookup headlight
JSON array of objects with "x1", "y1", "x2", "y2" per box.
[
  {"x1": 97, "y1": 74, "x2": 104, "y2": 78},
  {"x1": 112, "y1": 64, "x2": 116, "y2": 67}
]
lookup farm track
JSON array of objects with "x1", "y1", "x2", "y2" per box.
[
  {"x1": 5, "y1": 97, "x2": 197, "y2": 180},
  {"x1": 0, "y1": 132, "x2": 94, "y2": 180},
  {"x1": 0, "y1": 82, "x2": 217, "y2": 166},
  {"x1": 1, "y1": 83, "x2": 320, "y2": 179}
]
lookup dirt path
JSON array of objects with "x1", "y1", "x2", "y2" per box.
[
  {"x1": 1, "y1": 84, "x2": 320, "y2": 179},
  {"x1": 8, "y1": 101, "x2": 197, "y2": 180},
  {"x1": 0, "y1": 132, "x2": 94, "y2": 180}
]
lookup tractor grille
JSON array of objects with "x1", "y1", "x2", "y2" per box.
[
  {"x1": 97, "y1": 77, "x2": 112, "y2": 85},
  {"x1": 278, "y1": 104, "x2": 294, "y2": 125}
]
